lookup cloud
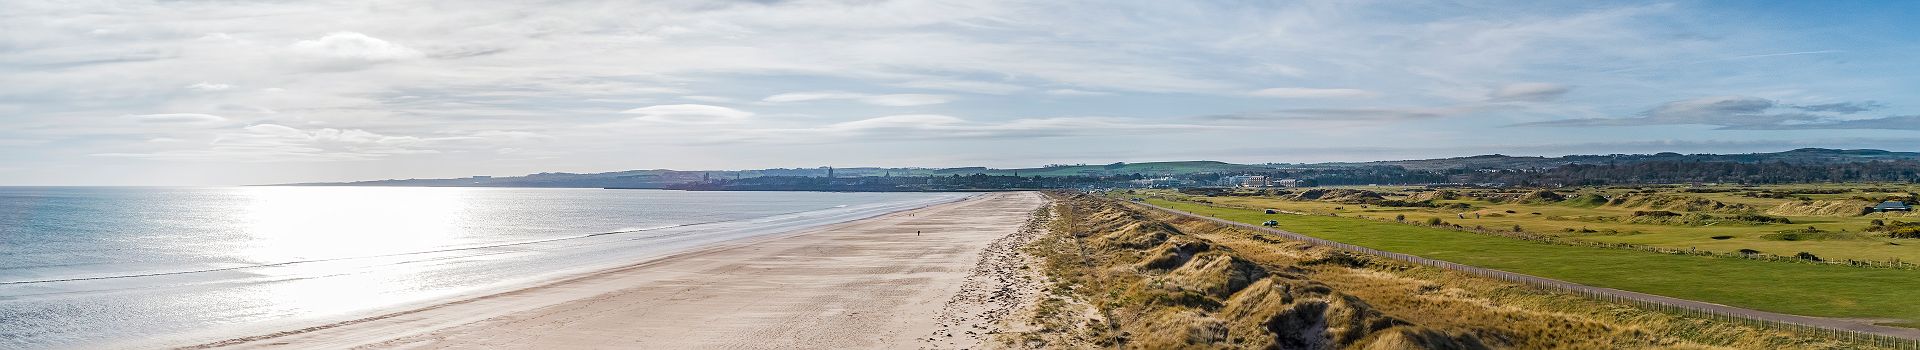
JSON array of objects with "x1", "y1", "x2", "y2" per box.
[
  {"x1": 1729, "y1": 116, "x2": 1920, "y2": 130},
  {"x1": 720, "y1": 114, "x2": 1221, "y2": 143},
  {"x1": 1203, "y1": 84, "x2": 1570, "y2": 123},
  {"x1": 1791, "y1": 101, "x2": 1884, "y2": 114},
  {"x1": 680, "y1": 95, "x2": 737, "y2": 103},
  {"x1": 1516, "y1": 96, "x2": 1780, "y2": 127},
  {"x1": 620, "y1": 104, "x2": 754, "y2": 123},
  {"x1": 761, "y1": 92, "x2": 861, "y2": 103},
  {"x1": 285, "y1": 32, "x2": 422, "y2": 69},
  {"x1": 761, "y1": 91, "x2": 954, "y2": 106},
  {"x1": 1203, "y1": 105, "x2": 1497, "y2": 121},
  {"x1": 1488, "y1": 83, "x2": 1571, "y2": 102},
  {"x1": 185, "y1": 82, "x2": 232, "y2": 92},
  {"x1": 1516, "y1": 96, "x2": 1914, "y2": 130},
  {"x1": 128, "y1": 113, "x2": 228, "y2": 124},
  {"x1": 464, "y1": 130, "x2": 553, "y2": 141},
  {"x1": 1254, "y1": 64, "x2": 1307, "y2": 77},
  {"x1": 829, "y1": 115, "x2": 1216, "y2": 140},
  {"x1": 1248, "y1": 87, "x2": 1375, "y2": 99},
  {"x1": 830, "y1": 114, "x2": 968, "y2": 130},
  {"x1": 862, "y1": 94, "x2": 953, "y2": 106},
  {"x1": 891, "y1": 80, "x2": 1027, "y2": 95},
  {"x1": 93, "y1": 124, "x2": 439, "y2": 162},
  {"x1": 1605, "y1": 50, "x2": 1845, "y2": 73},
  {"x1": 7, "y1": 1, "x2": 1919, "y2": 184},
  {"x1": 1043, "y1": 89, "x2": 1111, "y2": 96}
]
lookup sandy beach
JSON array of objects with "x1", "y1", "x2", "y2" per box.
[{"x1": 175, "y1": 191, "x2": 1046, "y2": 350}]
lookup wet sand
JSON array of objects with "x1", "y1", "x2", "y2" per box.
[{"x1": 179, "y1": 191, "x2": 1046, "y2": 350}]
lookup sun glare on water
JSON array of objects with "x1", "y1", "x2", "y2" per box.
[
  {"x1": 239, "y1": 187, "x2": 469, "y2": 262},
  {"x1": 232, "y1": 187, "x2": 477, "y2": 313}
]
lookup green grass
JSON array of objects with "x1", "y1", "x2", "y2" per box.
[
  {"x1": 1167, "y1": 188, "x2": 1920, "y2": 264},
  {"x1": 1144, "y1": 198, "x2": 1920, "y2": 323}
]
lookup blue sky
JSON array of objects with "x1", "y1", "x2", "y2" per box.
[{"x1": 3, "y1": 0, "x2": 1918, "y2": 185}]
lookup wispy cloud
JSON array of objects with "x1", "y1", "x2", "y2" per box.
[
  {"x1": 1202, "y1": 105, "x2": 1507, "y2": 122},
  {"x1": 283, "y1": 32, "x2": 423, "y2": 71},
  {"x1": 761, "y1": 91, "x2": 954, "y2": 106},
  {"x1": 184, "y1": 82, "x2": 232, "y2": 92},
  {"x1": 1792, "y1": 101, "x2": 1885, "y2": 114},
  {"x1": 93, "y1": 124, "x2": 439, "y2": 162},
  {"x1": 1488, "y1": 83, "x2": 1572, "y2": 102},
  {"x1": 718, "y1": 115, "x2": 1222, "y2": 143},
  {"x1": 1603, "y1": 50, "x2": 1845, "y2": 73},
  {"x1": 1515, "y1": 96, "x2": 1914, "y2": 130},
  {"x1": 1247, "y1": 87, "x2": 1375, "y2": 99},
  {"x1": 1728, "y1": 116, "x2": 1920, "y2": 130},
  {"x1": 1043, "y1": 89, "x2": 1111, "y2": 96},
  {"x1": 128, "y1": 113, "x2": 228, "y2": 124},
  {"x1": 890, "y1": 80, "x2": 1027, "y2": 95},
  {"x1": 620, "y1": 104, "x2": 755, "y2": 124}
]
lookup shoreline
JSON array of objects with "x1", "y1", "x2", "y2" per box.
[{"x1": 165, "y1": 191, "x2": 1044, "y2": 349}]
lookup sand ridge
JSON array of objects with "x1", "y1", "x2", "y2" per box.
[{"x1": 180, "y1": 191, "x2": 1047, "y2": 350}]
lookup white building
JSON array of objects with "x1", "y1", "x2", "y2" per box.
[{"x1": 1240, "y1": 176, "x2": 1271, "y2": 187}]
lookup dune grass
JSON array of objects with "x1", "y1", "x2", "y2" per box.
[
  {"x1": 1143, "y1": 198, "x2": 1920, "y2": 324},
  {"x1": 1027, "y1": 193, "x2": 1887, "y2": 349}
]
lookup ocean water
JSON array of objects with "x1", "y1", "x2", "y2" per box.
[{"x1": 0, "y1": 186, "x2": 968, "y2": 349}]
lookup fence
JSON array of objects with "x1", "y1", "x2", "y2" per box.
[{"x1": 1132, "y1": 201, "x2": 1920, "y2": 349}]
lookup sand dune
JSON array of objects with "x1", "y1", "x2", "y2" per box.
[{"x1": 180, "y1": 192, "x2": 1046, "y2": 350}]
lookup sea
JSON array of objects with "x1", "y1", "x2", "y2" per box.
[{"x1": 0, "y1": 186, "x2": 968, "y2": 349}]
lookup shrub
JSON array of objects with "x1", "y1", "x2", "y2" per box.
[
  {"x1": 1738, "y1": 249, "x2": 1761, "y2": 255},
  {"x1": 1726, "y1": 214, "x2": 1792, "y2": 224},
  {"x1": 1424, "y1": 217, "x2": 1445, "y2": 226},
  {"x1": 1512, "y1": 225, "x2": 1524, "y2": 232},
  {"x1": 1710, "y1": 235, "x2": 1733, "y2": 240},
  {"x1": 1795, "y1": 252, "x2": 1822, "y2": 262},
  {"x1": 1395, "y1": 214, "x2": 1406, "y2": 222},
  {"x1": 1871, "y1": 219, "x2": 1886, "y2": 227},
  {"x1": 1302, "y1": 251, "x2": 1370, "y2": 268},
  {"x1": 1890, "y1": 228, "x2": 1920, "y2": 239}
]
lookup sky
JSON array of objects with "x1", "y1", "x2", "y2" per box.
[{"x1": 4, "y1": 0, "x2": 1919, "y2": 185}]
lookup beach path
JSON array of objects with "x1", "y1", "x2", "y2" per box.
[{"x1": 183, "y1": 191, "x2": 1045, "y2": 350}]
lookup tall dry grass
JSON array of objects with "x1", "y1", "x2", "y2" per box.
[{"x1": 1009, "y1": 192, "x2": 1892, "y2": 350}]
